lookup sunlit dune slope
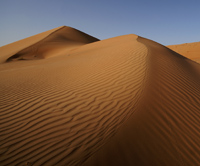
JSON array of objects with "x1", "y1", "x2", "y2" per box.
[
  {"x1": 0, "y1": 27, "x2": 199, "y2": 166},
  {"x1": 0, "y1": 26, "x2": 99, "y2": 63},
  {"x1": 168, "y1": 42, "x2": 200, "y2": 63},
  {"x1": 84, "y1": 37, "x2": 200, "y2": 166}
]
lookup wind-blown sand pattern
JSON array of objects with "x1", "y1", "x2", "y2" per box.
[
  {"x1": 168, "y1": 42, "x2": 200, "y2": 63},
  {"x1": 0, "y1": 26, "x2": 199, "y2": 166}
]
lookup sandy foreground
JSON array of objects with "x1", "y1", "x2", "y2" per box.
[{"x1": 0, "y1": 26, "x2": 199, "y2": 166}]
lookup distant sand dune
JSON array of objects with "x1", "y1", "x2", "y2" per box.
[
  {"x1": 0, "y1": 27, "x2": 199, "y2": 166},
  {"x1": 0, "y1": 26, "x2": 99, "y2": 63},
  {"x1": 168, "y1": 42, "x2": 200, "y2": 63},
  {"x1": 0, "y1": 26, "x2": 62, "y2": 63}
]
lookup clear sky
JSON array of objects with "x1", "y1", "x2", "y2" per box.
[{"x1": 0, "y1": 0, "x2": 200, "y2": 47}]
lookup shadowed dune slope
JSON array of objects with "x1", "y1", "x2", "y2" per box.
[
  {"x1": 168, "y1": 42, "x2": 200, "y2": 63},
  {"x1": 0, "y1": 26, "x2": 99, "y2": 63},
  {"x1": 0, "y1": 29, "x2": 199, "y2": 166}
]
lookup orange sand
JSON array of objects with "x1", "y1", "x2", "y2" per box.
[
  {"x1": 168, "y1": 42, "x2": 200, "y2": 63},
  {"x1": 0, "y1": 26, "x2": 199, "y2": 166}
]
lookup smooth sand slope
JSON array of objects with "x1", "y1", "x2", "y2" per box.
[
  {"x1": 168, "y1": 42, "x2": 200, "y2": 63},
  {"x1": 0, "y1": 26, "x2": 99, "y2": 63},
  {"x1": 0, "y1": 27, "x2": 199, "y2": 166}
]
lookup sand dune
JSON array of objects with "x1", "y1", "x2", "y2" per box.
[
  {"x1": 0, "y1": 26, "x2": 99, "y2": 63},
  {"x1": 168, "y1": 42, "x2": 200, "y2": 63},
  {"x1": 0, "y1": 27, "x2": 199, "y2": 166}
]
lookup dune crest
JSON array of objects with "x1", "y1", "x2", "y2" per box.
[{"x1": 0, "y1": 27, "x2": 199, "y2": 166}]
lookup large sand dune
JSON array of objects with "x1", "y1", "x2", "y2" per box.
[
  {"x1": 0, "y1": 27, "x2": 199, "y2": 166},
  {"x1": 0, "y1": 26, "x2": 99, "y2": 63},
  {"x1": 168, "y1": 42, "x2": 200, "y2": 63}
]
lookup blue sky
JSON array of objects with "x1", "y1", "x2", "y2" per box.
[{"x1": 0, "y1": 0, "x2": 200, "y2": 47}]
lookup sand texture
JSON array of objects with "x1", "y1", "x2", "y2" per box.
[
  {"x1": 0, "y1": 26, "x2": 199, "y2": 166},
  {"x1": 168, "y1": 42, "x2": 200, "y2": 63}
]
